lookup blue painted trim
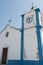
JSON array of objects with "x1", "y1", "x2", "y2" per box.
[
  {"x1": 35, "y1": 8, "x2": 42, "y2": 60},
  {"x1": 21, "y1": 15, "x2": 24, "y2": 60},
  {"x1": 5, "y1": 60, "x2": 43, "y2": 65}
]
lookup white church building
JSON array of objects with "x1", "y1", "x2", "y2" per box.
[{"x1": 0, "y1": 7, "x2": 43, "y2": 65}]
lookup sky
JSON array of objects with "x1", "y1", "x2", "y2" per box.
[{"x1": 0, "y1": 0, "x2": 43, "y2": 31}]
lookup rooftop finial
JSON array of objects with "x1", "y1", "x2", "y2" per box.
[
  {"x1": 8, "y1": 19, "x2": 12, "y2": 25},
  {"x1": 31, "y1": 2, "x2": 34, "y2": 10}
]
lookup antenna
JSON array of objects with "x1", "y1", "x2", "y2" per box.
[{"x1": 31, "y1": 2, "x2": 34, "y2": 10}]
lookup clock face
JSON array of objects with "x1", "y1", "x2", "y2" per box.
[{"x1": 26, "y1": 16, "x2": 33, "y2": 24}]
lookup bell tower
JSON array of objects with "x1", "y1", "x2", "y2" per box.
[{"x1": 21, "y1": 8, "x2": 42, "y2": 60}]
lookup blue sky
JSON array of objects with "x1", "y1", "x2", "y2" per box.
[{"x1": 0, "y1": 0, "x2": 43, "y2": 31}]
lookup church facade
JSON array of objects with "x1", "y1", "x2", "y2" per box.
[
  {"x1": 0, "y1": 8, "x2": 43, "y2": 65},
  {"x1": 0, "y1": 24, "x2": 21, "y2": 64}
]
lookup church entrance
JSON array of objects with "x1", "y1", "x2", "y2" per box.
[{"x1": 1, "y1": 48, "x2": 8, "y2": 64}]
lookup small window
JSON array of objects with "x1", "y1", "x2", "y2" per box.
[{"x1": 5, "y1": 32, "x2": 9, "y2": 37}]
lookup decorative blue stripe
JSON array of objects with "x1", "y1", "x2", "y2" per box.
[
  {"x1": 6, "y1": 60, "x2": 43, "y2": 65},
  {"x1": 35, "y1": 8, "x2": 42, "y2": 60},
  {"x1": 21, "y1": 15, "x2": 24, "y2": 60}
]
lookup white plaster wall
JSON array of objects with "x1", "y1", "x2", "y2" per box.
[
  {"x1": 40, "y1": 12, "x2": 43, "y2": 26},
  {"x1": 24, "y1": 27, "x2": 39, "y2": 60},
  {"x1": 0, "y1": 25, "x2": 21, "y2": 63}
]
